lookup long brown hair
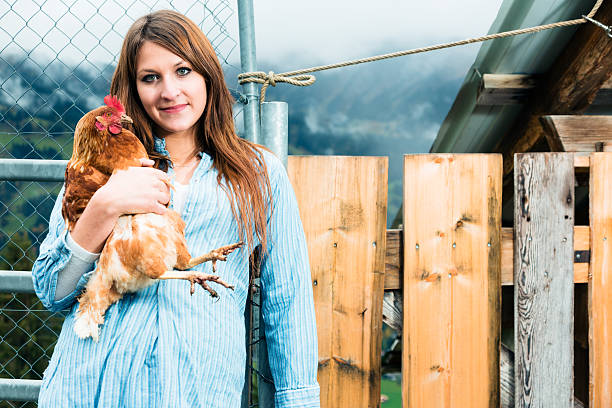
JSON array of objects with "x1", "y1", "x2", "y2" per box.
[{"x1": 110, "y1": 10, "x2": 271, "y2": 254}]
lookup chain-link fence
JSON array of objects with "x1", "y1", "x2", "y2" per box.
[{"x1": 0, "y1": 1, "x2": 272, "y2": 406}]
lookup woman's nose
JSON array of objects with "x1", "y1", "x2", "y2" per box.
[{"x1": 160, "y1": 78, "x2": 180, "y2": 99}]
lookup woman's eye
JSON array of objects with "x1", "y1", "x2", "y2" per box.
[
  {"x1": 141, "y1": 74, "x2": 158, "y2": 83},
  {"x1": 177, "y1": 67, "x2": 191, "y2": 76}
]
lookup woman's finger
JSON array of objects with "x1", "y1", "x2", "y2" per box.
[{"x1": 139, "y1": 158, "x2": 155, "y2": 167}]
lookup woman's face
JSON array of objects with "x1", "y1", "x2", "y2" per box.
[{"x1": 135, "y1": 41, "x2": 207, "y2": 140}]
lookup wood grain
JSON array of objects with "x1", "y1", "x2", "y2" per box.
[
  {"x1": 589, "y1": 152, "x2": 612, "y2": 407},
  {"x1": 402, "y1": 154, "x2": 501, "y2": 407},
  {"x1": 383, "y1": 229, "x2": 401, "y2": 289},
  {"x1": 540, "y1": 115, "x2": 612, "y2": 153},
  {"x1": 501, "y1": 226, "x2": 589, "y2": 286},
  {"x1": 514, "y1": 153, "x2": 574, "y2": 407},
  {"x1": 477, "y1": 74, "x2": 612, "y2": 106},
  {"x1": 288, "y1": 156, "x2": 388, "y2": 408}
]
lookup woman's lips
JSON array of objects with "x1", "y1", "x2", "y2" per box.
[{"x1": 160, "y1": 104, "x2": 187, "y2": 113}]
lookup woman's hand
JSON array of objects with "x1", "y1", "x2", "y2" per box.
[
  {"x1": 70, "y1": 158, "x2": 170, "y2": 253},
  {"x1": 94, "y1": 159, "x2": 171, "y2": 217}
]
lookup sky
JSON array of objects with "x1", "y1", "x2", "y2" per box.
[{"x1": 245, "y1": 0, "x2": 505, "y2": 64}]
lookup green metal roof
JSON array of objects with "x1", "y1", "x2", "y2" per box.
[{"x1": 430, "y1": 0, "x2": 605, "y2": 154}]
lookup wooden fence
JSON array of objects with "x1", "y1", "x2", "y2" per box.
[{"x1": 289, "y1": 152, "x2": 611, "y2": 407}]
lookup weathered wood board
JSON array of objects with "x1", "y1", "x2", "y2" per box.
[
  {"x1": 514, "y1": 153, "x2": 574, "y2": 407},
  {"x1": 540, "y1": 115, "x2": 612, "y2": 153},
  {"x1": 402, "y1": 154, "x2": 501, "y2": 407},
  {"x1": 589, "y1": 153, "x2": 612, "y2": 408},
  {"x1": 288, "y1": 156, "x2": 388, "y2": 408},
  {"x1": 477, "y1": 74, "x2": 612, "y2": 106}
]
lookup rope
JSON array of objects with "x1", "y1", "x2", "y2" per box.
[{"x1": 238, "y1": 0, "x2": 606, "y2": 103}]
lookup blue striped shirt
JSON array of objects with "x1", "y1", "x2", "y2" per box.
[{"x1": 32, "y1": 139, "x2": 320, "y2": 407}]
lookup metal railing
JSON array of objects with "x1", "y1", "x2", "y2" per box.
[{"x1": 0, "y1": 160, "x2": 65, "y2": 407}]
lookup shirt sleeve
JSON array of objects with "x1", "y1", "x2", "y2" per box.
[
  {"x1": 259, "y1": 155, "x2": 320, "y2": 408},
  {"x1": 31, "y1": 186, "x2": 96, "y2": 312}
]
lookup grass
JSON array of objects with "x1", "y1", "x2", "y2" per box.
[{"x1": 381, "y1": 378, "x2": 402, "y2": 407}]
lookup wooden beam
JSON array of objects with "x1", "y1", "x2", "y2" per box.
[
  {"x1": 383, "y1": 229, "x2": 402, "y2": 290},
  {"x1": 540, "y1": 115, "x2": 612, "y2": 152},
  {"x1": 494, "y1": 1, "x2": 612, "y2": 177},
  {"x1": 385, "y1": 226, "x2": 589, "y2": 289},
  {"x1": 477, "y1": 74, "x2": 538, "y2": 105},
  {"x1": 478, "y1": 74, "x2": 612, "y2": 106}
]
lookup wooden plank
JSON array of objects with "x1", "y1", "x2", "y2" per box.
[
  {"x1": 574, "y1": 156, "x2": 590, "y2": 168},
  {"x1": 540, "y1": 115, "x2": 612, "y2": 153},
  {"x1": 478, "y1": 74, "x2": 612, "y2": 106},
  {"x1": 384, "y1": 229, "x2": 401, "y2": 289},
  {"x1": 288, "y1": 156, "x2": 388, "y2": 408},
  {"x1": 589, "y1": 152, "x2": 612, "y2": 407},
  {"x1": 494, "y1": 1, "x2": 612, "y2": 176},
  {"x1": 514, "y1": 153, "x2": 574, "y2": 407},
  {"x1": 477, "y1": 74, "x2": 538, "y2": 105},
  {"x1": 501, "y1": 226, "x2": 589, "y2": 286},
  {"x1": 402, "y1": 154, "x2": 501, "y2": 407},
  {"x1": 385, "y1": 226, "x2": 589, "y2": 290}
]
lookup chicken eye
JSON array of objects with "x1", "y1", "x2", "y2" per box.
[{"x1": 106, "y1": 112, "x2": 112, "y2": 117}]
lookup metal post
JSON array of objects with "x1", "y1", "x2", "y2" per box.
[
  {"x1": 255, "y1": 101, "x2": 289, "y2": 407},
  {"x1": 237, "y1": 0, "x2": 265, "y2": 406},
  {"x1": 238, "y1": 0, "x2": 260, "y2": 145},
  {"x1": 261, "y1": 102, "x2": 289, "y2": 167}
]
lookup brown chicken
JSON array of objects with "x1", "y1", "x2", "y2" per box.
[{"x1": 64, "y1": 95, "x2": 241, "y2": 341}]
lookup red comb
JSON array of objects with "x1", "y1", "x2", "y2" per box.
[{"x1": 104, "y1": 95, "x2": 125, "y2": 114}]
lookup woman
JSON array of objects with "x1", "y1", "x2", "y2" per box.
[{"x1": 32, "y1": 10, "x2": 319, "y2": 407}]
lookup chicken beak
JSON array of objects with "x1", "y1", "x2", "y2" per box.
[{"x1": 121, "y1": 113, "x2": 133, "y2": 124}]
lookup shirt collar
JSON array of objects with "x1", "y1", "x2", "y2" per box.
[{"x1": 153, "y1": 135, "x2": 213, "y2": 177}]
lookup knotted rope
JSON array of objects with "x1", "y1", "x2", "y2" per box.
[{"x1": 238, "y1": 0, "x2": 606, "y2": 103}]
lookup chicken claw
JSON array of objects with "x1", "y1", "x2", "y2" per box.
[
  {"x1": 185, "y1": 241, "x2": 245, "y2": 271},
  {"x1": 187, "y1": 272, "x2": 235, "y2": 297}
]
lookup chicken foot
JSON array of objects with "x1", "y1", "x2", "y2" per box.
[
  {"x1": 158, "y1": 241, "x2": 243, "y2": 296},
  {"x1": 157, "y1": 270, "x2": 234, "y2": 296},
  {"x1": 185, "y1": 241, "x2": 244, "y2": 271}
]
